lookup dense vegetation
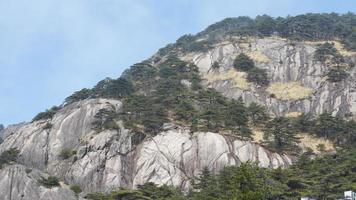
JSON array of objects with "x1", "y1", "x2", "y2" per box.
[
  {"x1": 38, "y1": 176, "x2": 60, "y2": 188},
  {"x1": 23, "y1": 12, "x2": 356, "y2": 199},
  {"x1": 0, "y1": 148, "x2": 19, "y2": 169},
  {"x1": 313, "y1": 42, "x2": 351, "y2": 82},
  {"x1": 169, "y1": 13, "x2": 356, "y2": 53},
  {"x1": 85, "y1": 148, "x2": 356, "y2": 200},
  {"x1": 118, "y1": 57, "x2": 255, "y2": 140},
  {"x1": 32, "y1": 106, "x2": 61, "y2": 122},
  {"x1": 234, "y1": 53, "x2": 269, "y2": 86}
]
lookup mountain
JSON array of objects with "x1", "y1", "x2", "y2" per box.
[{"x1": 0, "y1": 13, "x2": 355, "y2": 200}]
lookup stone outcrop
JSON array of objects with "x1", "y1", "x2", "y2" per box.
[
  {"x1": 0, "y1": 164, "x2": 82, "y2": 200},
  {"x1": 180, "y1": 37, "x2": 356, "y2": 117},
  {"x1": 0, "y1": 98, "x2": 291, "y2": 198},
  {"x1": 1, "y1": 36, "x2": 354, "y2": 199}
]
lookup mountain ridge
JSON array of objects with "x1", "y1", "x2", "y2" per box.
[{"x1": 0, "y1": 13, "x2": 356, "y2": 200}]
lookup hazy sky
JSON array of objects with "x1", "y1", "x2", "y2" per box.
[{"x1": 1, "y1": 0, "x2": 355, "y2": 126}]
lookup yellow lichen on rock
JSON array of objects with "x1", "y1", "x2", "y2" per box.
[
  {"x1": 267, "y1": 82, "x2": 314, "y2": 101},
  {"x1": 247, "y1": 51, "x2": 270, "y2": 63},
  {"x1": 204, "y1": 69, "x2": 250, "y2": 91},
  {"x1": 298, "y1": 133, "x2": 335, "y2": 153}
]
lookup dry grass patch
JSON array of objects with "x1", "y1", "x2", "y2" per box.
[
  {"x1": 305, "y1": 40, "x2": 356, "y2": 57},
  {"x1": 267, "y1": 82, "x2": 314, "y2": 101},
  {"x1": 285, "y1": 112, "x2": 302, "y2": 118},
  {"x1": 298, "y1": 133, "x2": 334, "y2": 153},
  {"x1": 247, "y1": 51, "x2": 270, "y2": 63},
  {"x1": 204, "y1": 69, "x2": 250, "y2": 91},
  {"x1": 251, "y1": 127, "x2": 264, "y2": 143}
]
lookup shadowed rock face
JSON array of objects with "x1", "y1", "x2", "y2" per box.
[
  {"x1": 0, "y1": 99, "x2": 291, "y2": 197},
  {"x1": 179, "y1": 37, "x2": 356, "y2": 117}
]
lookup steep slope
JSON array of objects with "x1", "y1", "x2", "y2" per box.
[
  {"x1": 1, "y1": 13, "x2": 355, "y2": 199},
  {"x1": 0, "y1": 165, "x2": 82, "y2": 200},
  {"x1": 0, "y1": 98, "x2": 291, "y2": 197},
  {"x1": 176, "y1": 37, "x2": 356, "y2": 117}
]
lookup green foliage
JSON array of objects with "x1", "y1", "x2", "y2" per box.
[
  {"x1": 263, "y1": 117, "x2": 300, "y2": 153},
  {"x1": 176, "y1": 34, "x2": 212, "y2": 52},
  {"x1": 137, "y1": 182, "x2": 185, "y2": 200},
  {"x1": 70, "y1": 185, "x2": 82, "y2": 194},
  {"x1": 288, "y1": 148, "x2": 356, "y2": 199},
  {"x1": 293, "y1": 113, "x2": 314, "y2": 133},
  {"x1": 225, "y1": 99, "x2": 251, "y2": 138},
  {"x1": 38, "y1": 176, "x2": 60, "y2": 188},
  {"x1": 343, "y1": 28, "x2": 356, "y2": 50},
  {"x1": 326, "y1": 67, "x2": 348, "y2": 82},
  {"x1": 86, "y1": 189, "x2": 151, "y2": 200},
  {"x1": 191, "y1": 163, "x2": 286, "y2": 200},
  {"x1": 211, "y1": 61, "x2": 220, "y2": 70},
  {"x1": 58, "y1": 148, "x2": 76, "y2": 160},
  {"x1": 0, "y1": 148, "x2": 19, "y2": 168},
  {"x1": 92, "y1": 108, "x2": 120, "y2": 131},
  {"x1": 122, "y1": 62, "x2": 157, "y2": 83},
  {"x1": 181, "y1": 13, "x2": 356, "y2": 52},
  {"x1": 83, "y1": 148, "x2": 356, "y2": 199},
  {"x1": 96, "y1": 78, "x2": 134, "y2": 99},
  {"x1": 247, "y1": 102, "x2": 270, "y2": 126},
  {"x1": 292, "y1": 112, "x2": 356, "y2": 148},
  {"x1": 314, "y1": 112, "x2": 356, "y2": 146},
  {"x1": 233, "y1": 53, "x2": 255, "y2": 71},
  {"x1": 122, "y1": 94, "x2": 168, "y2": 135},
  {"x1": 254, "y1": 15, "x2": 276, "y2": 36},
  {"x1": 64, "y1": 88, "x2": 92, "y2": 105},
  {"x1": 313, "y1": 42, "x2": 339, "y2": 63},
  {"x1": 246, "y1": 67, "x2": 269, "y2": 86},
  {"x1": 43, "y1": 123, "x2": 52, "y2": 130},
  {"x1": 32, "y1": 106, "x2": 61, "y2": 122}
]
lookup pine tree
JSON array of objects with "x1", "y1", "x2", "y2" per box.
[
  {"x1": 263, "y1": 117, "x2": 300, "y2": 152},
  {"x1": 233, "y1": 53, "x2": 255, "y2": 71}
]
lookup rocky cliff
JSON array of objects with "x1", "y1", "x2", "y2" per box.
[
  {"x1": 177, "y1": 37, "x2": 356, "y2": 117},
  {"x1": 0, "y1": 99, "x2": 291, "y2": 199},
  {"x1": 1, "y1": 16, "x2": 356, "y2": 200}
]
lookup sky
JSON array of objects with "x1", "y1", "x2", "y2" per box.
[{"x1": 0, "y1": 0, "x2": 355, "y2": 126}]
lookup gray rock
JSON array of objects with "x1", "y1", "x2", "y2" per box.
[
  {"x1": 180, "y1": 37, "x2": 356, "y2": 117},
  {"x1": 0, "y1": 98, "x2": 291, "y2": 198},
  {"x1": 0, "y1": 164, "x2": 81, "y2": 200}
]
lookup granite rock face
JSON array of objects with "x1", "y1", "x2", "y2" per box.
[
  {"x1": 179, "y1": 37, "x2": 356, "y2": 117},
  {"x1": 1, "y1": 37, "x2": 354, "y2": 199},
  {"x1": 0, "y1": 98, "x2": 291, "y2": 198},
  {"x1": 0, "y1": 164, "x2": 82, "y2": 200}
]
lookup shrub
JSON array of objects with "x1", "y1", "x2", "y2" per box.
[
  {"x1": 326, "y1": 68, "x2": 348, "y2": 82},
  {"x1": 211, "y1": 61, "x2": 220, "y2": 70},
  {"x1": 32, "y1": 106, "x2": 61, "y2": 122},
  {"x1": 0, "y1": 148, "x2": 19, "y2": 168},
  {"x1": 313, "y1": 42, "x2": 338, "y2": 63},
  {"x1": 38, "y1": 176, "x2": 60, "y2": 188},
  {"x1": 43, "y1": 123, "x2": 52, "y2": 130},
  {"x1": 92, "y1": 108, "x2": 119, "y2": 131},
  {"x1": 58, "y1": 148, "x2": 76, "y2": 160},
  {"x1": 233, "y1": 53, "x2": 255, "y2": 71},
  {"x1": 246, "y1": 67, "x2": 269, "y2": 86},
  {"x1": 64, "y1": 88, "x2": 93, "y2": 105},
  {"x1": 70, "y1": 185, "x2": 82, "y2": 194}
]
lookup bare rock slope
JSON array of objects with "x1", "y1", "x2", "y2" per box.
[
  {"x1": 179, "y1": 37, "x2": 356, "y2": 117},
  {"x1": 0, "y1": 99, "x2": 291, "y2": 199}
]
